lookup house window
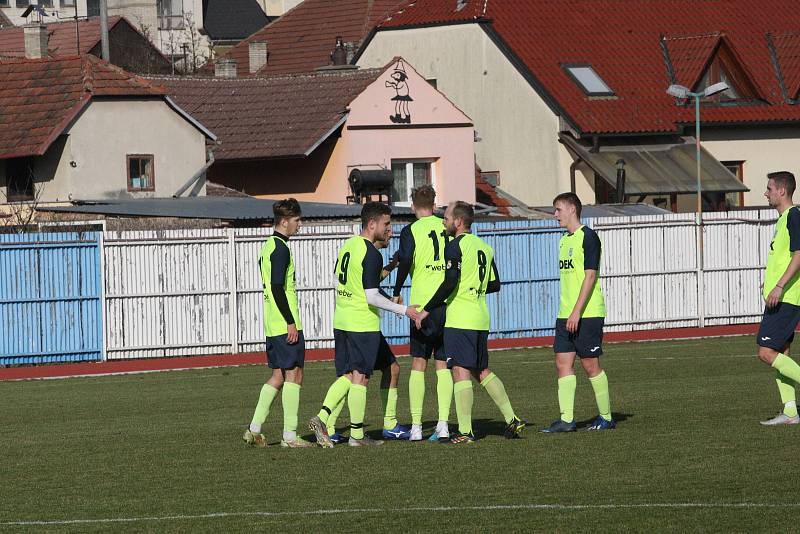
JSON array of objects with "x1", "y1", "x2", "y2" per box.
[
  {"x1": 0, "y1": 0, "x2": 10, "y2": 7},
  {"x1": 157, "y1": 0, "x2": 184, "y2": 29},
  {"x1": 16, "y1": 0, "x2": 29, "y2": 7},
  {"x1": 563, "y1": 64, "x2": 614, "y2": 96},
  {"x1": 391, "y1": 160, "x2": 433, "y2": 205},
  {"x1": 6, "y1": 158, "x2": 34, "y2": 202},
  {"x1": 127, "y1": 155, "x2": 155, "y2": 191},
  {"x1": 38, "y1": 0, "x2": 53, "y2": 7},
  {"x1": 721, "y1": 160, "x2": 745, "y2": 208},
  {"x1": 62, "y1": 0, "x2": 76, "y2": 7},
  {"x1": 86, "y1": 0, "x2": 98, "y2": 16}
]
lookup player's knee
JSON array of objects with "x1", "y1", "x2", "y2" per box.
[
  {"x1": 390, "y1": 361, "x2": 400, "y2": 378},
  {"x1": 757, "y1": 346, "x2": 777, "y2": 364}
]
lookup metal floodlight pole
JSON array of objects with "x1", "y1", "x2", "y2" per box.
[
  {"x1": 99, "y1": 0, "x2": 110, "y2": 61},
  {"x1": 665, "y1": 82, "x2": 728, "y2": 329}
]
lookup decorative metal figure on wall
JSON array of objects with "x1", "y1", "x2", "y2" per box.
[{"x1": 385, "y1": 59, "x2": 413, "y2": 124}]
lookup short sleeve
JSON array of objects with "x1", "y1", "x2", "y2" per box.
[
  {"x1": 788, "y1": 208, "x2": 800, "y2": 252},
  {"x1": 397, "y1": 225, "x2": 415, "y2": 262},
  {"x1": 582, "y1": 228, "x2": 601, "y2": 270},
  {"x1": 362, "y1": 243, "x2": 383, "y2": 290}
]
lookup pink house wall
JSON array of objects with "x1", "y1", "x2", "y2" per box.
[{"x1": 272, "y1": 58, "x2": 476, "y2": 206}]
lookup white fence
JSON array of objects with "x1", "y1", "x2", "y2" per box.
[{"x1": 95, "y1": 209, "x2": 776, "y2": 360}]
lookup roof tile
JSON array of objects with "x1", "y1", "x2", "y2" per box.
[
  {"x1": 0, "y1": 55, "x2": 164, "y2": 159},
  {"x1": 381, "y1": 0, "x2": 800, "y2": 134}
]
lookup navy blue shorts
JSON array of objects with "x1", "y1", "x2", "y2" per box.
[
  {"x1": 333, "y1": 330, "x2": 396, "y2": 377},
  {"x1": 554, "y1": 318, "x2": 604, "y2": 358},
  {"x1": 757, "y1": 302, "x2": 800, "y2": 351},
  {"x1": 375, "y1": 334, "x2": 398, "y2": 370},
  {"x1": 410, "y1": 305, "x2": 446, "y2": 360},
  {"x1": 266, "y1": 331, "x2": 305, "y2": 369},
  {"x1": 443, "y1": 327, "x2": 489, "y2": 370}
]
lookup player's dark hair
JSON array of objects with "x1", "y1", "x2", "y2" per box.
[
  {"x1": 451, "y1": 201, "x2": 474, "y2": 229},
  {"x1": 553, "y1": 192, "x2": 582, "y2": 217},
  {"x1": 411, "y1": 184, "x2": 436, "y2": 209},
  {"x1": 273, "y1": 198, "x2": 301, "y2": 225},
  {"x1": 361, "y1": 201, "x2": 392, "y2": 228},
  {"x1": 768, "y1": 171, "x2": 796, "y2": 197}
]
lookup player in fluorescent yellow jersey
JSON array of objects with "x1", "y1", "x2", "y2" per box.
[
  {"x1": 392, "y1": 185, "x2": 453, "y2": 442},
  {"x1": 308, "y1": 202, "x2": 422, "y2": 447},
  {"x1": 243, "y1": 198, "x2": 313, "y2": 448},
  {"x1": 541, "y1": 192, "x2": 613, "y2": 433},
  {"x1": 757, "y1": 171, "x2": 800, "y2": 426},
  {"x1": 417, "y1": 201, "x2": 525, "y2": 444}
]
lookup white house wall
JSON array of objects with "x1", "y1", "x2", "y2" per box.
[
  {"x1": 41, "y1": 98, "x2": 208, "y2": 202},
  {"x1": 701, "y1": 126, "x2": 800, "y2": 207},
  {"x1": 358, "y1": 24, "x2": 576, "y2": 207}
]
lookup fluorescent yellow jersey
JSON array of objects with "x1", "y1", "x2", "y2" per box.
[
  {"x1": 393, "y1": 215, "x2": 448, "y2": 308},
  {"x1": 443, "y1": 233, "x2": 497, "y2": 331},
  {"x1": 333, "y1": 236, "x2": 383, "y2": 332},
  {"x1": 258, "y1": 234, "x2": 301, "y2": 336},
  {"x1": 558, "y1": 225, "x2": 605, "y2": 319},
  {"x1": 764, "y1": 206, "x2": 800, "y2": 305}
]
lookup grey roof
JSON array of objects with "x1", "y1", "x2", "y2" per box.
[
  {"x1": 560, "y1": 134, "x2": 749, "y2": 195},
  {"x1": 39, "y1": 197, "x2": 412, "y2": 220},
  {"x1": 202, "y1": 0, "x2": 272, "y2": 41},
  {"x1": 532, "y1": 203, "x2": 672, "y2": 218}
]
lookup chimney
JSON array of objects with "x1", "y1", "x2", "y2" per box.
[
  {"x1": 249, "y1": 41, "x2": 268, "y2": 74},
  {"x1": 345, "y1": 42, "x2": 356, "y2": 64},
  {"x1": 331, "y1": 36, "x2": 347, "y2": 66},
  {"x1": 23, "y1": 24, "x2": 48, "y2": 59},
  {"x1": 215, "y1": 58, "x2": 237, "y2": 78}
]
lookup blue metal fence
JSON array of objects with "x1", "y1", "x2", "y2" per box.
[
  {"x1": 0, "y1": 232, "x2": 103, "y2": 365},
  {"x1": 380, "y1": 220, "x2": 565, "y2": 344}
]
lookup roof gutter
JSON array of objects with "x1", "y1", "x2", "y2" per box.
[
  {"x1": 304, "y1": 114, "x2": 348, "y2": 156},
  {"x1": 164, "y1": 96, "x2": 217, "y2": 141}
]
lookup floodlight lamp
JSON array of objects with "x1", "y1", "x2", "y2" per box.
[
  {"x1": 703, "y1": 82, "x2": 729, "y2": 97},
  {"x1": 666, "y1": 84, "x2": 689, "y2": 99}
]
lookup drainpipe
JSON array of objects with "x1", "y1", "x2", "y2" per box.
[{"x1": 569, "y1": 158, "x2": 581, "y2": 193}]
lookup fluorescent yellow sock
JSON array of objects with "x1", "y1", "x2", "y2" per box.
[
  {"x1": 453, "y1": 380, "x2": 473, "y2": 435},
  {"x1": 589, "y1": 371, "x2": 612, "y2": 421},
  {"x1": 249, "y1": 383, "x2": 279, "y2": 433},
  {"x1": 381, "y1": 387, "x2": 399, "y2": 430},
  {"x1": 318, "y1": 375, "x2": 351, "y2": 424},
  {"x1": 436, "y1": 368, "x2": 453, "y2": 422},
  {"x1": 348, "y1": 384, "x2": 368, "y2": 440},
  {"x1": 281, "y1": 382, "x2": 301, "y2": 434},
  {"x1": 775, "y1": 371, "x2": 798, "y2": 418},
  {"x1": 409, "y1": 370, "x2": 426, "y2": 426},
  {"x1": 558, "y1": 375, "x2": 577, "y2": 423},
  {"x1": 480, "y1": 372, "x2": 516, "y2": 424},
  {"x1": 772, "y1": 353, "x2": 800, "y2": 383},
  {"x1": 326, "y1": 395, "x2": 346, "y2": 435}
]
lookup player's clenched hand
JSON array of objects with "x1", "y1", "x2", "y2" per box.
[
  {"x1": 405, "y1": 304, "x2": 422, "y2": 325},
  {"x1": 766, "y1": 286, "x2": 783, "y2": 309},
  {"x1": 566, "y1": 311, "x2": 580, "y2": 333},
  {"x1": 286, "y1": 324, "x2": 299, "y2": 344},
  {"x1": 414, "y1": 309, "x2": 430, "y2": 330},
  {"x1": 391, "y1": 295, "x2": 404, "y2": 305}
]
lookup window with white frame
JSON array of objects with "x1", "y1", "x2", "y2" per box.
[
  {"x1": 62, "y1": 0, "x2": 76, "y2": 7},
  {"x1": 157, "y1": 0, "x2": 184, "y2": 29},
  {"x1": 391, "y1": 160, "x2": 433, "y2": 205}
]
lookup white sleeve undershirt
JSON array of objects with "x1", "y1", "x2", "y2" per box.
[{"x1": 364, "y1": 288, "x2": 407, "y2": 315}]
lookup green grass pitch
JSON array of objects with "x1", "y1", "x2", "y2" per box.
[{"x1": 1, "y1": 336, "x2": 798, "y2": 532}]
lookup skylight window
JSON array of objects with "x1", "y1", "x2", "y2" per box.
[{"x1": 563, "y1": 64, "x2": 614, "y2": 96}]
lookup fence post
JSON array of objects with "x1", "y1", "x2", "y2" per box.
[
  {"x1": 228, "y1": 228, "x2": 239, "y2": 354},
  {"x1": 99, "y1": 231, "x2": 108, "y2": 361},
  {"x1": 696, "y1": 215, "x2": 705, "y2": 328}
]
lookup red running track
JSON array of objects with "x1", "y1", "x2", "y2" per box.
[{"x1": 0, "y1": 324, "x2": 759, "y2": 381}]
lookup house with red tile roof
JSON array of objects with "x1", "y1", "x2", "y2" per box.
[
  {"x1": 0, "y1": 16, "x2": 172, "y2": 74},
  {"x1": 158, "y1": 57, "x2": 475, "y2": 205},
  {"x1": 356, "y1": 0, "x2": 800, "y2": 211},
  {"x1": 209, "y1": 0, "x2": 406, "y2": 77},
  {"x1": 0, "y1": 55, "x2": 215, "y2": 204}
]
